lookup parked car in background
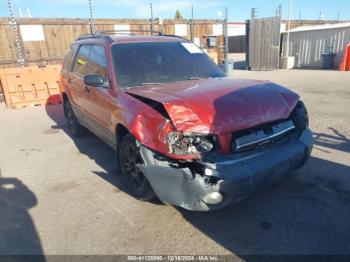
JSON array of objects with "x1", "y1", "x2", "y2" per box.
[{"x1": 59, "y1": 32, "x2": 313, "y2": 211}]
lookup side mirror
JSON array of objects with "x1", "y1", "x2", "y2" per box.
[{"x1": 84, "y1": 75, "x2": 105, "y2": 87}]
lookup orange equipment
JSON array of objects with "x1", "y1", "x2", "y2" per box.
[
  {"x1": 339, "y1": 44, "x2": 350, "y2": 71},
  {"x1": 0, "y1": 65, "x2": 62, "y2": 109}
]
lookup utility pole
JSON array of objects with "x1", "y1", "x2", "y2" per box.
[
  {"x1": 298, "y1": 10, "x2": 302, "y2": 25},
  {"x1": 222, "y1": 7, "x2": 229, "y2": 75},
  {"x1": 88, "y1": 0, "x2": 96, "y2": 34},
  {"x1": 337, "y1": 11, "x2": 340, "y2": 21},
  {"x1": 190, "y1": 5, "x2": 194, "y2": 41},
  {"x1": 7, "y1": 0, "x2": 25, "y2": 67},
  {"x1": 285, "y1": 0, "x2": 293, "y2": 57},
  {"x1": 149, "y1": 3, "x2": 154, "y2": 35}
]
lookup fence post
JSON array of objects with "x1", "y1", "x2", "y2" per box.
[
  {"x1": 245, "y1": 19, "x2": 250, "y2": 70},
  {"x1": 222, "y1": 7, "x2": 229, "y2": 75},
  {"x1": 149, "y1": 3, "x2": 154, "y2": 34},
  {"x1": 7, "y1": 0, "x2": 25, "y2": 67},
  {"x1": 88, "y1": 0, "x2": 96, "y2": 34},
  {"x1": 190, "y1": 5, "x2": 194, "y2": 41}
]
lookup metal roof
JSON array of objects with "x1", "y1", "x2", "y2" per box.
[{"x1": 285, "y1": 22, "x2": 350, "y2": 33}]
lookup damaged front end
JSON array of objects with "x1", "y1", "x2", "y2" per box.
[
  {"x1": 136, "y1": 101, "x2": 313, "y2": 211},
  {"x1": 167, "y1": 132, "x2": 216, "y2": 156}
]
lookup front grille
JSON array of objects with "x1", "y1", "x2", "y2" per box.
[{"x1": 231, "y1": 120, "x2": 297, "y2": 153}]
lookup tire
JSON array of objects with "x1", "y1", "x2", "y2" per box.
[
  {"x1": 64, "y1": 99, "x2": 86, "y2": 137},
  {"x1": 119, "y1": 134, "x2": 155, "y2": 201}
]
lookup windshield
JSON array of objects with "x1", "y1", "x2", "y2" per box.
[{"x1": 111, "y1": 41, "x2": 224, "y2": 88}]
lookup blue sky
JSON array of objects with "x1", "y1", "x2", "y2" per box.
[{"x1": 1, "y1": 0, "x2": 349, "y2": 21}]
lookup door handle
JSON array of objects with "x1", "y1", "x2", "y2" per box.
[{"x1": 68, "y1": 78, "x2": 77, "y2": 84}]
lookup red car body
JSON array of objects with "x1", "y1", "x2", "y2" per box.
[
  {"x1": 125, "y1": 78, "x2": 299, "y2": 155},
  {"x1": 60, "y1": 34, "x2": 312, "y2": 211}
]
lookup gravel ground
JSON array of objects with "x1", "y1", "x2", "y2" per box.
[{"x1": 0, "y1": 69, "x2": 349, "y2": 258}]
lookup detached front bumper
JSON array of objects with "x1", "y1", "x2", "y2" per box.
[{"x1": 138, "y1": 129, "x2": 313, "y2": 211}]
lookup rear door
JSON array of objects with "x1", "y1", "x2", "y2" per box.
[
  {"x1": 60, "y1": 44, "x2": 78, "y2": 97},
  {"x1": 69, "y1": 44, "x2": 92, "y2": 119}
]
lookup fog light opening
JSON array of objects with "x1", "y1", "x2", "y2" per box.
[
  {"x1": 202, "y1": 192, "x2": 223, "y2": 205},
  {"x1": 204, "y1": 168, "x2": 219, "y2": 177}
]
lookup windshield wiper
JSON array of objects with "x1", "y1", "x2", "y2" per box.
[
  {"x1": 122, "y1": 83, "x2": 163, "y2": 89},
  {"x1": 141, "y1": 82, "x2": 164, "y2": 86},
  {"x1": 186, "y1": 76, "x2": 212, "y2": 80}
]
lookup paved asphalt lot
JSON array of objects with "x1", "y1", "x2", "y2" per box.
[{"x1": 0, "y1": 69, "x2": 350, "y2": 257}]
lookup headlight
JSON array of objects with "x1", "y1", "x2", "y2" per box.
[
  {"x1": 167, "y1": 131, "x2": 214, "y2": 155},
  {"x1": 290, "y1": 101, "x2": 309, "y2": 131}
]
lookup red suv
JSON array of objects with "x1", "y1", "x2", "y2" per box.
[{"x1": 60, "y1": 32, "x2": 313, "y2": 211}]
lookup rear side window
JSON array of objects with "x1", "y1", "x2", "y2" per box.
[
  {"x1": 73, "y1": 45, "x2": 92, "y2": 75},
  {"x1": 85, "y1": 45, "x2": 108, "y2": 81},
  {"x1": 62, "y1": 44, "x2": 78, "y2": 71}
]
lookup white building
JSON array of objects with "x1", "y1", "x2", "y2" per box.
[
  {"x1": 227, "y1": 22, "x2": 246, "y2": 36},
  {"x1": 281, "y1": 23, "x2": 350, "y2": 68}
]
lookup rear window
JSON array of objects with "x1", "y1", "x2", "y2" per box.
[
  {"x1": 111, "y1": 42, "x2": 224, "y2": 89},
  {"x1": 62, "y1": 44, "x2": 78, "y2": 71},
  {"x1": 73, "y1": 45, "x2": 92, "y2": 75}
]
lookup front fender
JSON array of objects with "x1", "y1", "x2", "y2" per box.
[{"x1": 110, "y1": 92, "x2": 173, "y2": 156}]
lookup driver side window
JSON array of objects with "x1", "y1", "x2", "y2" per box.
[
  {"x1": 85, "y1": 45, "x2": 108, "y2": 84},
  {"x1": 73, "y1": 44, "x2": 92, "y2": 76}
]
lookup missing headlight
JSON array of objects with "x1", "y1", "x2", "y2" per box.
[
  {"x1": 167, "y1": 131, "x2": 214, "y2": 155},
  {"x1": 290, "y1": 101, "x2": 309, "y2": 132}
]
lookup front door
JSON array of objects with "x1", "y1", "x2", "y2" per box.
[{"x1": 83, "y1": 44, "x2": 116, "y2": 147}]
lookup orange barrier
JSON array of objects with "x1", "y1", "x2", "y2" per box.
[
  {"x1": 339, "y1": 44, "x2": 350, "y2": 71},
  {"x1": 0, "y1": 65, "x2": 62, "y2": 109}
]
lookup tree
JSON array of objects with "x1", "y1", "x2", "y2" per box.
[{"x1": 174, "y1": 10, "x2": 184, "y2": 20}]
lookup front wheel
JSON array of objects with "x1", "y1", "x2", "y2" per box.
[{"x1": 119, "y1": 134, "x2": 155, "y2": 201}]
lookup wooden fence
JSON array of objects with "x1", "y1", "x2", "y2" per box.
[
  {"x1": 0, "y1": 18, "x2": 225, "y2": 68},
  {"x1": 247, "y1": 16, "x2": 281, "y2": 70}
]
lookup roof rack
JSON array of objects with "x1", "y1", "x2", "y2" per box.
[
  {"x1": 158, "y1": 34, "x2": 189, "y2": 41},
  {"x1": 76, "y1": 30, "x2": 189, "y2": 42},
  {"x1": 76, "y1": 33, "x2": 113, "y2": 41},
  {"x1": 97, "y1": 30, "x2": 162, "y2": 36}
]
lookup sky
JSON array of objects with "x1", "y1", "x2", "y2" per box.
[{"x1": 0, "y1": 0, "x2": 350, "y2": 22}]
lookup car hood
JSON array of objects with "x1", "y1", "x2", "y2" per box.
[{"x1": 125, "y1": 78, "x2": 299, "y2": 134}]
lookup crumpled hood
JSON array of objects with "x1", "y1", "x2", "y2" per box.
[{"x1": 125, "y1": 78, "x2": 299, "y2": 134}]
